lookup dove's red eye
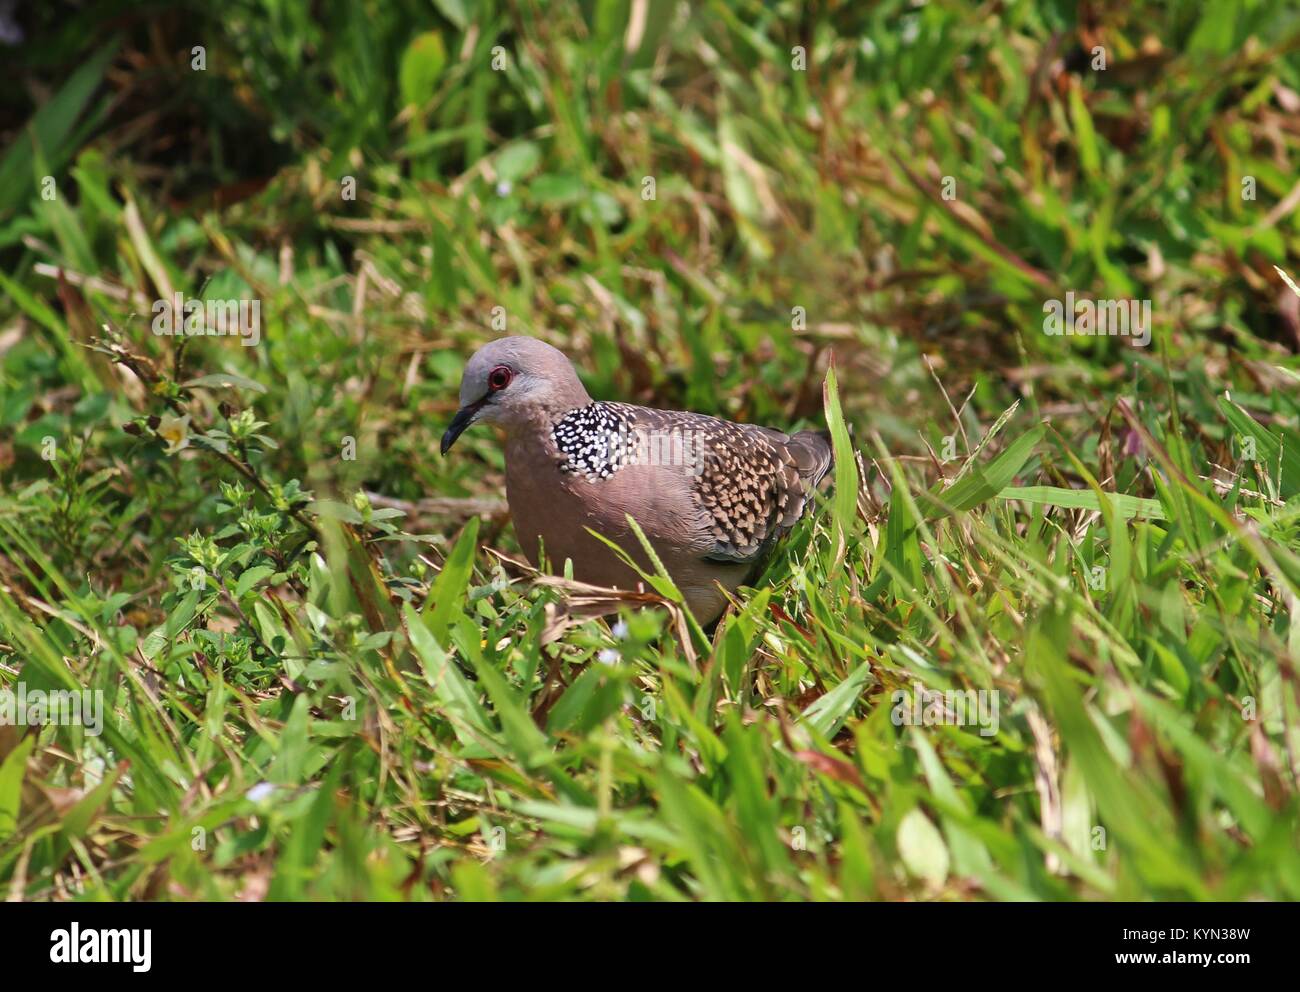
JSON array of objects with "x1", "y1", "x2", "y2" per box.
[{"x1": 488, "y1": 365, "x2": 513, "y2": 391}]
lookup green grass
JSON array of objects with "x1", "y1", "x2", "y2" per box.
[{"x1": 1, "y1": 0, "x2": 1300, "y2": 901}]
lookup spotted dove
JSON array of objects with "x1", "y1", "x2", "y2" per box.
[{"x1": 441, "y1": 336, "x2": 832, "y2": 624}]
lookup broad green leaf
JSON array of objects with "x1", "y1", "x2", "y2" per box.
[
  {"x1": 270, "y1": 694, "x2": 312, "y2": 785},
  {"x1": 404, "y1": 603, "x2": 494, "y2": 743},
  {"x1": 998, "y1": 486, "x2": 1165, "y2": 520},
  {"x1": 183, "y1": 372, "x2": 268, "y2": 394},
  {"x1": 822, "y1": 360, "x2": 860, "y2": 573},
  {"x1": 1219, "y1": 397, "x2": 1300, "y2": 499},
  {"x1": 925, "y1": 424, "x2": 1045, "y2": 519},
  {"x1": 0, "y1": 736, "x2": 35, "y2": 839},
  {"x1": 801, "y1": 660, "x2": 874, "y2": 738},
  {"x1": 234, "y1": 565, "x2": 277, "y2": 599},
  {"x1": 422, "y1": 515, "x2": 480, "y2": 645},
  {"x1": 399, "y1": 31, "x2": 447, "y2": 109},
  {"x1": 897, "y1": 808, "x2": 949, "y2": 887},
  {"x1": 0, "y1": 38, "x2": 117, "y2": 214}
]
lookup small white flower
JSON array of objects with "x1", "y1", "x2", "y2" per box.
[
  {"x1": 246, "y1": 781, "x2": 275, "y2": 802},
  {"x1": 597, "y1": 648, "x2": 620, "y2": 665},
  {"x1": 496, "y1": 180, "x2": 513, "y2": 197},
  {"x1": 157, "y1": 413, "x2": 191, "y2": 454},
  {"x1": 611, "y1": 620, "x2": 629, "y2": 640}
]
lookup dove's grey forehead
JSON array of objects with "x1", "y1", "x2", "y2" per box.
[
  {"x1": 458, "y1": 336, "x2": 575, "y2": 403},
  {"x1": 464, "y1": 336, "x2": 569, "y2": 373}
]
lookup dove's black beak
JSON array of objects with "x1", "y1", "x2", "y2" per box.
[{"x1": 440, "y1": 399, "x2": 485, "y2": 455}]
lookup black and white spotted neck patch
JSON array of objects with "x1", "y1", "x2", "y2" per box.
[{"x1": 552, "y1": 403, "x2": 634, "y2": 481}]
